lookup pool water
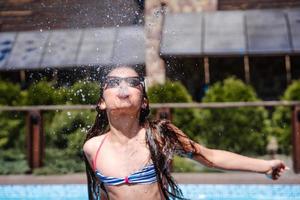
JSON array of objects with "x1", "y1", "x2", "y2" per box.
[{"x1": 0, "y1": 184, "x2": 299, "y2": 200}]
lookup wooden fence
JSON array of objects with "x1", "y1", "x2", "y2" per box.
[{"x1": 1, "y1": 101, "x2": 299, "y2": 173}]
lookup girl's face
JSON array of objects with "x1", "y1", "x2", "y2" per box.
[{"x1": 99, "y1": 67, "x2": 145, "y2": 116}]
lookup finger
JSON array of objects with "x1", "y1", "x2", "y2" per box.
[
  {"x1": 273, "y1": 173, "x2": 280, "y2": 180},
  {"x1": 272, "y1": 168, "x2": 279, "y2": 175},
  {"x1": 274, "y1": 170, "x2": 280, "y2": 175},
  {"x1": 280, "y1": 168, "x2": 285, "y2": 173},
  {"x1": 272, "y1": 170, "x2": 281, "y2": 179},
  {"x1": 278, "y1": 163, "x2": 285, "y2": 169},
  {"x1": 276, "y1": 171, "x2": 281, "y2": 177}
]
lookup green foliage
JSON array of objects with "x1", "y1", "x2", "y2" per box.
[
  {"x1": 148, "y1": 81, "x2": 192, "y2": 103},
  {"x1": 0, "y1": 78, "x2": 101, "y2": 174},
  {"x1": 33, "y1": 148, "x2": 85, "y2": 175},
  {"x1": 172, "y1": 156, "x2": 202, "y2": 172},
  {"x1": 32, "y1": 110, "x2": 96, "y2": 174},
  {"x1": 0, "y1": 149, "x2": 30, "y2": 174},
  {"x1": 46, "y1": 110, "x2": 96, "y2": 152},
  {"x1": 282, "y1": 80, "x2": 300, "y2": 100},
  {"x1": 199, "y1": 77, "x2": 271, "y2": 155},
  {"x1": 26, "y1": 80, "x2": 60, "y2": 105},
  {"x1": 0, "y1": 80, "x2": 26, "y2": 149},
  {"x1": 272, "y1": 80, "x2": 300, "y2": 154},
  {"x1": 66, "y1": 80, "x2": 100, "y2": 104},
  {"x1": 203, "y1": 78, "x2": 258, "y2": 102},
  {"x1": 172, "y1": 156, "x2": 222, "y2": 173},
  {"x1": 0, "y1": 80, "x2": 21, "y2": 106},
  {"x1": 148, "y1": 81, "x2": 201, "y2": 139},
  {"x1": 0, "y1": 112, "x2": 25, "y2": 149},
  {"x1": 26, "y1": 80, "x2": 68, "y2": 105},
  {"x1": 25, "y1": 81, "x2": 67, "y2": 145}
]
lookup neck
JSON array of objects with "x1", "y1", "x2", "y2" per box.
[{"x1": 108, "y1": 113, "x2": 142, "y2": 145}]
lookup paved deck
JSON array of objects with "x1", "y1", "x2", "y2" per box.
[{"x1": 0, "y1": 172, "x2": 299, "y2": 185}]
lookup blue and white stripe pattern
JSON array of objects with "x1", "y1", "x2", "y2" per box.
[{"x1": 95, "y1": 163, "x2": 157, "y2": 186}]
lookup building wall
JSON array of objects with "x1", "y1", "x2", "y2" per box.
[
  {"x1": 218, "y1": 0, "x2": 300, "y2": 10},
  {"x1": 0, "y1": 0, "x2": 143, "y2": 31}
]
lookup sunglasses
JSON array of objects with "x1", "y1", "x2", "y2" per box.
[{"x1": 103, "y1": 76, "x2": 144, "y2": 89}]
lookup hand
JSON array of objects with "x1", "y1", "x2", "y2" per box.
[{"x1": 265, "y1": 160, "x2": 289, "y2": 180}]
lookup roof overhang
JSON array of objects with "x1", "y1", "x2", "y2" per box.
[
  {"x1": 160, "y1": 8, "x2": 300, "y2": 58},
  {"x1": 0, "y1": 26, "x2": 145, "y2": 71}
]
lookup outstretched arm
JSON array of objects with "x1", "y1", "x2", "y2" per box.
[
  {"x1": 164, "y1": 122, "x2": 289, "y2": 180},
  {"x1": 191, "y1": 143, "x2": 288, "y2": 180}
]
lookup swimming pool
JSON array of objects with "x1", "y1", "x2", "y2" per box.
[{"x1": 0, "y1": 184, "x2": 299, "y2": 200}]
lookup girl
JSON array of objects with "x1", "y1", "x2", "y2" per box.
[{"x1": 83, "y1": 65, "x2": 288, "y2": 200}]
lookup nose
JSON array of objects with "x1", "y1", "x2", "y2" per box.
[
  {"x1": 117, "y1": 81, "x2": 129, "y2": 98},
  {"x1": 118, "y1": 79, "x2": 128, "y2": 88}
]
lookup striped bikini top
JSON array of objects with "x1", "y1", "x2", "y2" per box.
[{"x1": 93, "y1": 134, "x2": 157, "y2": 186}]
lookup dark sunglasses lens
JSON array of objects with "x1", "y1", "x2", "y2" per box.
[
  {"x1": 106, "y1": 78, "x2": 120, "y2": 88},
  {"x1": 104, "y1": 77, "x2": 143, "y2": 89},
  {"x1": 127, "y1": 78, "x2": 141, "y2": 87}
]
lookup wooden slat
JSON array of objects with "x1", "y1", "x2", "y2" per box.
[
  {"x1": 219, "y1": 0, "x2": 300, "y2": 10},
  {"x1": 0, "y1": 0, "x2": 143, "y2": 32},
  {"x1": 292, "y1": 106, "x2": 300, "y2": 173},
  {"x1": 0, "y1": 10, "x2": 32, "y2": 16}
]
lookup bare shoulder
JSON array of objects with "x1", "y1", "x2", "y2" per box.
[{"x1": 83, "y1": 134, "x2": 107, "y2": 157}]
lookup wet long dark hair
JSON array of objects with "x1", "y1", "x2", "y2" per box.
[{"x1": 83, "y1": 65, "x2": 198, "y2": 200}]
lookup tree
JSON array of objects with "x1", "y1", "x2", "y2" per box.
[
  {"x1": 199, "y1": 77, "x2": 271, "y2": 155},
  {"x1": 272, "y1": 80, "x2": 300, "y2": 154}
]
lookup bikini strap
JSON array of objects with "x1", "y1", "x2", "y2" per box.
[{"x1": 93, "y1": 134, "x2": 109, "y2": 171}]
